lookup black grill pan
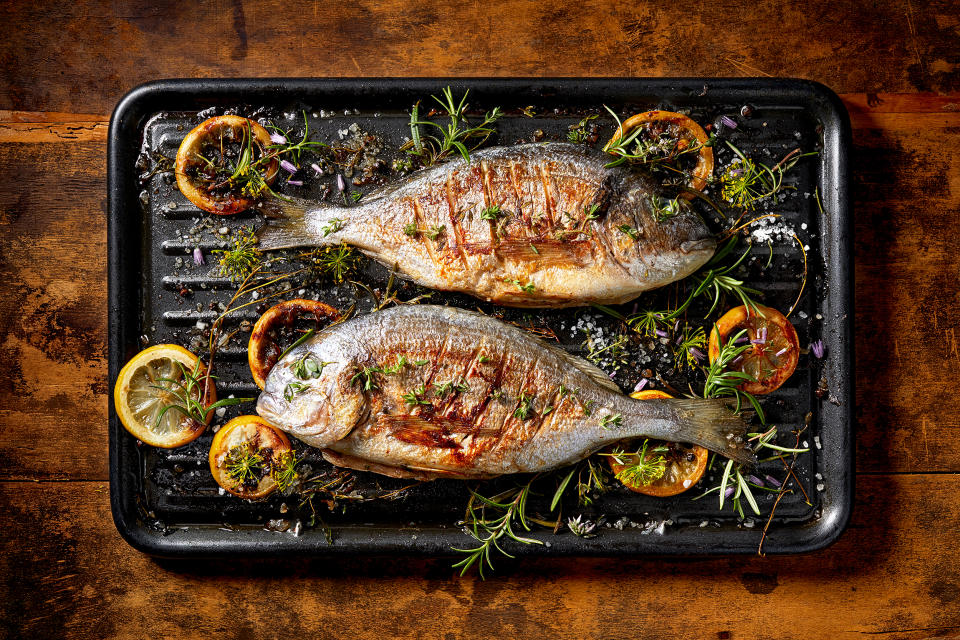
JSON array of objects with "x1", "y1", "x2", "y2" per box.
[{"x1": 108, "y1": 78, "x2": 852, "y2": 557}]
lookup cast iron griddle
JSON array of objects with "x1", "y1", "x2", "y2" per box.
[{"x1": 108, "y1": 78, "x2": 851, "y2": 557}]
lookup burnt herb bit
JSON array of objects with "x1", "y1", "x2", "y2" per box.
[
  {"x1": 504, "y1": 277, "x2": 535, "y2": 293},
  {"x1": 321, "y1": 217, "x2": 345, "y2": 237},
  {"x1": 567, "y1": 114, "x2": 599, "y2": 144},
  {"x1": 214, "y1": 227, "x2": 262, "y2": 281},
  {"x1": 513, "y1": 392, "x2": 535, "y2": 420},
  {"x1": 406, "y1": 87, "x2": 503, "y2": 166},
  {"x1": 403, "y1": 222, "x2": 420, "y2": 238},
  {"x1": 225, "y1": 443, "x2": 266, "y2": 487},
  {"x1": 617, "y1": 225, "x2": 640, "y2": 240},
  {"x1": 151, "y1": 361, "x2": 252, "y2": 428},
  {"x1": 402, "y1": 384, "x2": 431, "y2": 407},
  {"x1": 599, "y1": 412, "x2": 623, "y2": 429}
]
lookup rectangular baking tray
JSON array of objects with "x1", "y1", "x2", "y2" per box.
[{"x1": 108, "y1": 78, "x2": 852, "y2": 558}]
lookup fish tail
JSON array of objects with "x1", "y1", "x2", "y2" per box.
[
  {"x1": 257, "y1": 196, "x2": 344, "y2": 250},
  {"x1": 625, "y1": 397, "x2": 755, "y2": 465}
]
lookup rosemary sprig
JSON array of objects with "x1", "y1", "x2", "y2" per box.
[
  {"x1": 151, "y1": 361, "x2": 251, "y2": 428},
  {"x1": 452, "y1": 478, "x2": 543, "y2": 578},
  {"x1": 406, "y1": 87, "x2": 503, "y2": 166}
]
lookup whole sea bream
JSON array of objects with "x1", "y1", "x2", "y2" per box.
[
  {"x1": 256, "y1": 305, "x2": 753, "y2": 479},
  {"x1": 258, "y1": 143, "x2": 716, "y2": 308}
]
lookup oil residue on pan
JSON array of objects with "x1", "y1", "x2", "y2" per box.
[{"x1": 108, "y1": 79, "x2": 852, "y2": 557}]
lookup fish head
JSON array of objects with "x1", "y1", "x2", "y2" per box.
[
  {"x1": 610, "y1": 191, "x2": 717, "y2": 287},
  {"x1": 256, "y1": 343, "x2": 364, "y2": 447}
]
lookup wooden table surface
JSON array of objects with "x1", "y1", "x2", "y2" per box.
[{"x1": 2, "y1": 2, "x2": 958, "y2": 638}]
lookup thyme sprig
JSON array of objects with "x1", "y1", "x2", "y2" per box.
[{"x1": 406, "y1": 87, "x2": 503, "y2": 166}]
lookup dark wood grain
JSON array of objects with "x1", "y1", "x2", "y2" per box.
[
  {"x1": 1, "y1": 475, "x2": 958, "y2": 639},
  {"x1": 1, "y1": 0, "x2": 960, "y2": 636},
  {"x1": 1, "y1": 0, "x2": 959, "y2": 114}
]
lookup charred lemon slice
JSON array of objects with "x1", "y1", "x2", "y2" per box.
[
  {"x1": 209, "y1": 415, "x2": 293, "y2": 499},
  {"x1": 175, "y1": 115, "x2": 279, "y2": 215},
  {"x1": 603, "y1": 109, "x2": 714, "y2": 194},
  {"x1": 708, "y1": 304, "x2": 799, "y2": 395},
  {"x1": 113, "y1": 344, "x2": 216, "y2": 448},
  {"x1": 248, "y1": 299, "x2": 341, "y2": 389},
  {"x1": 605, "y1": 390, "x2": 709, "y2": 497}
]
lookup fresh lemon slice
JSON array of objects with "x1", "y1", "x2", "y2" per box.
[{"x1": 113, "y1": 344, "x2": 216, "y2": 448}]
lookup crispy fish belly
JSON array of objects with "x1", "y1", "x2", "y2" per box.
[
  {"x1": 256, "y1": 306, "x2": 752, "y2": 479},
  {"x1": 258, "y1": 143, "x2": 716, "y2": 308}
]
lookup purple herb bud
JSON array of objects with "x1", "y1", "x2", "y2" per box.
[
  {"x1": 655, "y1": 329, "x2": 669, "y2": 338},
  {"x1": 286, "y1": 179, "x2": 303, "y2": 186},
  {"x1": 811, "y1": 339, "x2": 825, "y2": 359},
  {"x1": 280, "y1": 159, "x2": 298, "y2": 174},
  {"x1": 192, "y1": 247, "x2": 204, "y2": 265},
  {"x1": 310, "y1": 163, "x2": 323, "y2": 176},
  {"x1": 633, "y1": 378, "x2": 648, "y2": 392},
  {"x1": 751, "y1": 338, "x2": 766, "y2": 345},
  {"x1": 775, "y1": 347, "x2": 789, "y2": 357},
  {"x1": 759, "y1": 326, "x2": 767, "y2": 342},
  {"x1": 689, "y1": 347, "x2": 706, "y2": 362},
  {"x1": 720, "y1": 115, "x2": 738, "y2": 130},
  {"x1": 270, "y1": 132, "x2": 287, "y2": 144},
  {"x1": 673, "y1": 319, "x2": 680, "y2": 332},
  {"x1": 765, "y1": 475, "x2": 782, "y2": 488},
  {"x1": 747, "y1": 475, "x2": 764, "y2": 487},
  {"x1": 734, "y1": 334, "x2": 749, "y2": 345},
  {"x1": 731, "y1": 355, "x2": 744, "y2": 367},
  {"x1": 336, "y1": 174, "x2": 346, "y2": 192},
  {"x1": 724, "y1": 486, "x2": 735, "y2": 498}
]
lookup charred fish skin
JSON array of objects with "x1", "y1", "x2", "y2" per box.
[
  {"x1": 256, "y1": 305, "x2": 753, "y2": 479},
  {"x1": 259, "y1": 143, "x2": 716, "y2": 308}
]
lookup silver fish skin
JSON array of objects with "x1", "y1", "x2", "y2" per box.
[
  {"x1": 256, "y1": 305, "x2": 752, "y2": 480},
  {"x1": 258, "y1": 143, "x2": 715, "y2": 308}
]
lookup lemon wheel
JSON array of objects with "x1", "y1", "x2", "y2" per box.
[
  {"x1": 209, "y1": 415, "x2": 293, "y2": 499},
  {"x1": 605, "y1": 390, "x2": 709, "y2": 497},
  {"x1": 113, "y1": 344, "x2": 216, "y2": 448}
]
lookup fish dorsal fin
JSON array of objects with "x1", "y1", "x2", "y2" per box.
[{"x1": 537, "y1": 339, "x2": 623, "y2": 394}]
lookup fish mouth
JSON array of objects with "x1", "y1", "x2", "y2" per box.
[{"x1": 680, "y1": 237, "x2": 717, "y2": 255}]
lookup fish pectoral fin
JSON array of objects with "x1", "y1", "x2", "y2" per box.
[{"x1": 320, "y1": 449, "x2": 480, "y2": 480}]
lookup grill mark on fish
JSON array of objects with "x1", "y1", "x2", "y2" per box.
[
  {"x1": 508, "y1": 160, "x2": 526, "y2": 225},
  {"x1": 443, "y1": 172, "x2": 469, "y2": 268},
  {"x1": 537, "y1": 163, "x2": 557, "y2": 227}
]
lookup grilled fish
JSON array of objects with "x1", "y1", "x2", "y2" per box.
[
  {"x1": 256, "y1": 305, "x2": 752, "y2": 480},
  {"x1": 258, "y1": 143, "x2": 716, "y2": 308}
]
